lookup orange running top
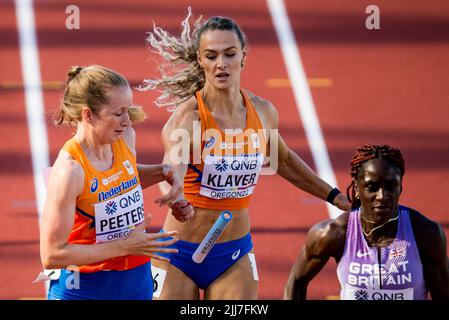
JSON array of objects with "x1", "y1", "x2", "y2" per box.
[
  {"x1": 62, "y1": 137, "x2": 149, "y2": 273},
  {"x1": 183, "y1": 90, "x2": 266, "y2": 210}
]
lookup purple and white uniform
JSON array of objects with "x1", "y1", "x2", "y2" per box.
[{"x1": 337, "y1": 205, "x2": 427, "y2": 300}]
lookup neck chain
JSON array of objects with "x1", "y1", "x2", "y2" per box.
[{"x1": 361, "y1": 208, "x2": 399, "y2": 238}]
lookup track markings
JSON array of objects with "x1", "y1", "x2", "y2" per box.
[
  {"x1": 15, "y1": 0, "x2": 49, "y2": 219},
  {"x1": 0, "y1": 80, "x2": 64, "y2": 90},
  {"x1": 1, "y1": 78, "x2": 333, "y2": 91},
  {"x1": 267, "y1": 0, "x2": 341, "y2": 219},
  {"x1": 15, "y1": 0, "x2": 49, "y2": 296},
  {"x1": 266, "y1": 78, "x2": 333, "y2": 88}
]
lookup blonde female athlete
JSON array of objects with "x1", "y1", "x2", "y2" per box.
[
  {"x1": 141, "y1": 9, "x2": 351, "y2": 299},
  {"x1": 40, "y1": 65, "x2": 186, "y2": 300}
]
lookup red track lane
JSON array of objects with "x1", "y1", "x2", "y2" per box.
[
  {"x1": 1, "y1": 0, "x2": 448, "y2": 300},
  {"x1": 284, "y1": 0, "x2": 449, "y2": 298},
  {"x1": 34, "y1": 0, "x2": 316, "y2": 300},
  {"x1": 0, "y1": 0, "x2": 43, "y2": 299}
]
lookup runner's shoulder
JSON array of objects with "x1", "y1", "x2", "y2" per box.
[
  {"x1": 52, "y1": 150, "x2": 84, "y2": 184},
  {"x1": 243, "y1": 90, "x2": 278, "y2": 127},
  {"x1": 407, "y1": 206, "x2": 445, "y2": 246},
  {"x1": 306, "y1": 212, "x2": 349, "y2": 258}
]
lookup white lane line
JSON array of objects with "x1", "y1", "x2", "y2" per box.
[
  {"x1": 267, "y1": 0, "x2": 342, "y2": 219},
  {"x1": 15, "y1": 0, "x2": 49, "y2": 293},
  {"x1": 15, "y1": 0, "x2": 49, "y2": 220}
]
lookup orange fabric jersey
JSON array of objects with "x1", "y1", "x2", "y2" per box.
[
  {"x1": 62, "y1": 138, "x2": 149, "y2": 273},
  {"x1": 183, "y1": 90, "x2": 267, "y2": 210}
]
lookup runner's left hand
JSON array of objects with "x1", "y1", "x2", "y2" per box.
[
  {"x1": 154, "y1": 165, "x2": 183, "y2": 207},
  {"x1": 169, "y1": 199, "x2": 194, "y2": 222}
]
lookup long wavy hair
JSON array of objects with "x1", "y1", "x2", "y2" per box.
[{"x1": 139, "y1": 7, "x2": 247, "y2": 110}]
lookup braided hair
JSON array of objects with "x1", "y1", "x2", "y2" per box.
[{"x1": 347, "y1": 145, "x2": 405, "y2": 209}]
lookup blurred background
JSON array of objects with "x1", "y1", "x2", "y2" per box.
[{"x1": 1, "y1": 0, "x2": 448, "y2": 299}]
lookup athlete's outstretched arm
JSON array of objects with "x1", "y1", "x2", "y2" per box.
[
  {"x1": 122, "y1": 127, "x2": 184, "y2": 203},
  {"x1": 262, "y1": 101, "x2": 350, "y2": 211},
  {"x1": 157, "y1": 102, "x2": 197, "y2": 222},
  {"x1": 277, "y1": 134, "x2": 349, "y2": 209}
]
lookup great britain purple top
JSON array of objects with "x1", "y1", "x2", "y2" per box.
[{"x1": 336, "y1": 205, "x2": 427, "y2": 300}]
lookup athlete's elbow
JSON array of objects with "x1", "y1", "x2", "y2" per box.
[
  {"x1": 41, "y1": 250, "x2": 60, "y2": 269},
  {"x1": 277, "y1": 149, "x2": 293, "y2": 175},
  {"x1": 284, "y1": 279, "x2": 307, "y2": 300},
  {"x1": 42, "y1": 257, "x2": 58, "y2": 270},
  {"x1": 277, "y1": 159, "x2": 290, "y2": 177},
  {"x1": 41, "y1": 252, "x2": 58, "y2": 269},
  {"x1": 41, "y1": 246, "x2": 68, "y2": 269},
  {"x1": 292, "y1": 278, "x2": 309, "y2": 300}
]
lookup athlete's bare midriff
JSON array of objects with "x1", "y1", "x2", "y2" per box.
[{"x1": 162, "y1": 207, "x2": 250, "y2": 243}]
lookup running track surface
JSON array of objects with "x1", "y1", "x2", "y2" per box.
[{"x1": 1, "y1": 0, "x2": 448, "y2": 299}]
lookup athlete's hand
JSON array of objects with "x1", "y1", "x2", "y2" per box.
[
  {"x1": 154, "y1": 165, "x2": 183, "y2": 207},
  {"x1": 333, "y1": 193, "x2": 351, "y2": 211},
  {"x1": 169, "y1": 199, "x2": 194, "y2": 222},
  {"x1": 120, "y1": 216, "x2": 179, "y2": 261}
]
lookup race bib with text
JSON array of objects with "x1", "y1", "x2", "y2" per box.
[
  {"x1": 94, "y1": 185, "x2": 144, "y2": 243},
  {"x1": 200, "y1": 154, "x2": 263, "y2": 200}
]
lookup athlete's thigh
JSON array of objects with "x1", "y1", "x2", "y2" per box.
[
  {"x1": 151, "y1": 259, "x2": 199, "y2": 300},
  {"x1": 205, "y1": 251, "x2": 258, "y2": 300}
]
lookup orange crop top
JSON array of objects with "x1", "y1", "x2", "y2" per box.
[
  {"x1": 62, "y1": 138, "x2": 149, "y2": 273},
  {"x1": 183, "y1": 90, "x2": 266, "y2": 210}
]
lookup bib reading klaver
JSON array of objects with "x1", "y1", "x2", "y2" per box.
[
  {"x1": 183, "y1": 90, "x2": 267, "y2": 210},
  {"x1": 200, "y1": 154, "x2": 263, "y2": 200}
]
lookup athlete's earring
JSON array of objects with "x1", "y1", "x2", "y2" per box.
[
  {"x1": 241, "y1": 60, "x2": 245, "y2": 68},
  {"x1": 355, "y1": 191, "x2": 360, "y2": 200}
]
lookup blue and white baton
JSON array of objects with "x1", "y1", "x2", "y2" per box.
[{"x1": 192, "y1": 210, "x2": 233, "y2": 264}]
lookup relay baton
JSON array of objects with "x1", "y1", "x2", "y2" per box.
[{"x1": 192, "y1": 210, "x2": 232, "y2": 264}]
